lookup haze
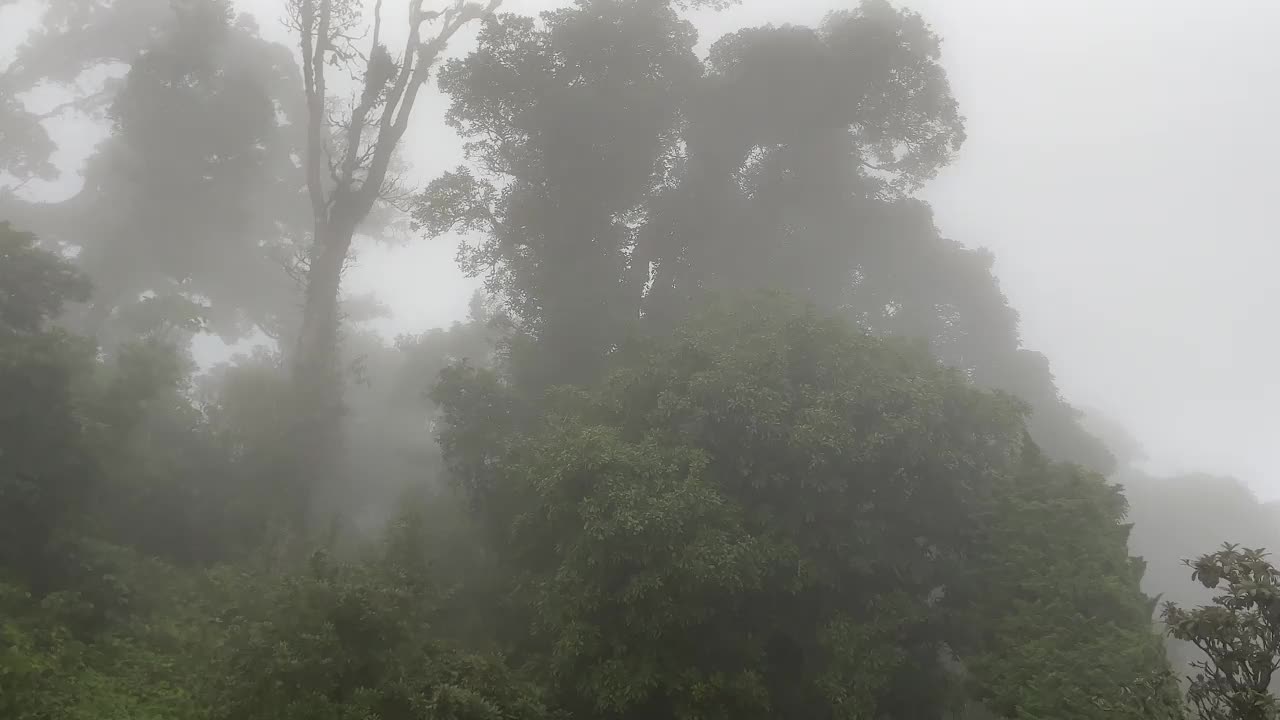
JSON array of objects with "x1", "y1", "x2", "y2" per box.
[
  {"x1": 7, "y1": 0, "x2": 1280, "y2": 714},
  {"x1": 6, "y1": 0, "x2": 1273, "y2": 493}
]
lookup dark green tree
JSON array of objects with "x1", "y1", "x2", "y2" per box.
[
  {"x1": 0, "y1": 0, "x2": 169, "y2": 185},
  {"x1": 23, "y1": 0, "x2": 309, "y2": 347},
  {"x1": 417, "y1": 0, "x2": 1112, "y2": 472},
  {"x1": 0, "y1": 221, "x2": 91, "y2": 336},
  {"x1": 958, "y1": 446, "x2": 1182, "y2": 718},
  {"x1": 0, "y1": 222, "x2": 96, "y2": 590},
  {"x1": 433, "y1": 293, "x2": 1168, "y2": 718},
  {"x1": 0, "y1": 224, "x2": 213, "y2": 719},
  {"x1": 418, "y1": 0, "x2": 704, "y2": 387},
  {"x1": 210, "y1": 514, "x2": 548, "y2": 720},
  {"x1": 1, "y1": 0, "x2": 317, "y2": 368},
  {"x1": 284, "y1": 0, "x2": 513, "y2": 530}
]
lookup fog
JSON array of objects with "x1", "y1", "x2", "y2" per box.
[
  {"x1": 336, "y1": 0, "x2": 1280, "y2": 494},
  {"x1": 360, "y1": 0, "x2": 1280, "y2": 493},
  {"x1": 404, "y1": 0, "x2": 1280, "y2": 497},
  {"x1": 5, "y1": 0, "x2": 1277, "y2": 492},
  {"x1": 4, "y1": 0, "x2": 1280, "y2": 714}
]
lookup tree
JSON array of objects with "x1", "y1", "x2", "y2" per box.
[
  {"x1": 417, "y1": 0, "x2": 1113, "y2": 472},
  {"x1": 432, "y1": 292, "x2": 1168, "y2": 718},
  {"x1": 0, "y1": 221, "x2": 91, "y2": 337},
  {"x1": 0, "y1": 225, "x2": 199, "y2": 719},
  {"x1": 417, "y1": 0, "x2": 705, "y2": 387},
  {"x1": 958, "y1": 446, "x2": 1182, "y2": 719},
  {"x1": 1163, "y1": 545, "x2": 1280, "y2": 720},
  {"x1": 210, "y1": 515, "x2": 548, "y2": 720},
  {"x1": 0, "y1": 222, "x2": 96, "y2": 590},
  {"x1": 0, "y1": 0, "x2": 170, "y2": 186},
  {"x1": 1, "y1": 221, "x2": 268, "y2": 581},
  {"x1": 339, "y1": 292, "x2": 500, "y2": 533},
  {"x1": 286, "y1": 0, "x2": 503, "y2": 528},
  {"x1": 3, "y1": 0, "x2": 311, "y2": 351}
]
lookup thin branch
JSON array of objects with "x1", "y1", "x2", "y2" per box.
[
  {"x1": 299, "y1": 0, "x2": 503, "y2": 238},
  {"x1": 327, "y1": 148, "x2": 344, "y2": 188},
  {"x1": 336, "y1": 0, "x2": 384, "y2": 195},
  {"x1": 0, "y1": 176, "x2": 33, "y2": 199},
  {"x1": 358, "y1": 0, "x2": 503, "y2": 212},
  {"x1": 369, "y1": 0, "x2": 384, "y2": 57},
  {"x1": 375, "y1": 0, "x2": 426, "y2": 144},
  {"x1": 299, "y1": 0, "x2": 328, "y2": 223},
  {"x1": 34, "y1": 89, "x2": 114, "y2": 120},
  {"x1": 353, "y1": 140, "x2": 378, "y2": 174},
  {"x1": 313, "y1": 0, "x2": 332, "y2": 131}
]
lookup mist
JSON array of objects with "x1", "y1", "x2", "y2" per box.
[
  {"x1": 8, "y1": 0, "x2": 1277, "y2": 490},
  {"x1": 325, "y1": 0, "x2": 1280, "y2": 490},
  {"x1": 3, "y1": 0, "x2": 1279, "y2": 717}
]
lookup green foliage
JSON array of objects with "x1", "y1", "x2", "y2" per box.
[
  {"x1": 0, "y1": 229, "x2": 271, "y2": 715},
  {"x1": 0, "y1": 224, "x2": 99, "y2": 589},
  {"x1": 209, "y1": 515, "x2": 548, "y2": 720},
  {"x1": 0, "y1": 238, "x2": 254, "y2": 568},
  {"x1": 0, "y1": 0, "x2": 1196, "y2": 717},
  {"x1": 335, "y1": 294, "x2": 502, "y2": 532},
  {"x1": 87, "y1": 338, "x2": 269, "y2": 565},
  {"x1": 1121, "y1": 469, "x2": 1280, "y2": 687},
  {"x1": 434, "y1": 293, "x2": 1162, "y2": 719},
  {"x1": 418, "y1": 0, "x2": 1112, "y2": 473},
  {"x1": 0, "y1": 542, "x2": 214, "y2": 720},
  {"x1": 959, "y1": 449, "x2": 1182, "y2": 719},
  {"x1": 1164, "y1": 545, "x2": 1280, "y2": 720},
  {"x1": 0, "y1": 0, "x2": 170, "y2": 183},
  {"x1": 2, "y1": 0, "x2": 309, "y2": 346},
  {"x1": 420, "y1": 0, "x2": 704, "y2": 387},
  {"x1": 0, "y1": 221, "x2": 92, "y2": 336}
]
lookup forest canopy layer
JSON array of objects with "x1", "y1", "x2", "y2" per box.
[{"x1": 0, "y1": 0, "x2": 1271, "y2": 718}]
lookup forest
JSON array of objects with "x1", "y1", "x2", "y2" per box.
[{"x1": 2, "y1": 0, "x2": 1278, "y2": 718}]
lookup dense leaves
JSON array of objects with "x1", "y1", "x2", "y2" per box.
[
  {"x1": 3, "y1": 0, "x2": 308, "y2": 348},
  {"x1": 434, "y1": 294, "x2": 1166, "y2": 719},
  {"x1": 210, "y1": 522, "x2": 548, "y2": 720},
  {"x1": 0, "y1": 0, "x2": 1238, "y2": 717},
  {"x1": 0, "y1": 228, "x2": 208, "y2": 717},
  {"x1": 0, "y1": 221, "x2": 91, "y2": 335},
  {"x1": 1164, "y1": 546, "x2": 1280, "y2": 720},
  {"x1": 960, "y1": 449, "x2": 1182, "y2": 718},
  {"x1": 417, "y1": 0, "x2": 1112, "y2": 473}
]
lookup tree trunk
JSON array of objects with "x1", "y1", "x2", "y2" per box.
[
  {"x1": 285, "y1": 0, "x2": 503, "y2": 536},
  {"x1": 289, "y1": 218, "x2": 355, "y2": 531}
]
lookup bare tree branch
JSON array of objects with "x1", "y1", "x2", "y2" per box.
[
  {"x1": 33, "y1": 88, "x2": 114, "y2": 120},
  {"x1": 299, "y1": 0, "x2": 327, "y2": 224},
  {"x1": 335, "y1": 0, "x2": 384, "y2": 196},
  {"x1": 355, "y1": 0, "x2": 502, "y2": 214}
]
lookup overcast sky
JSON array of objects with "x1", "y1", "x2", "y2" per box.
[{"x1": 3, "y1": 0, "x2": 1278, "y2": 494}]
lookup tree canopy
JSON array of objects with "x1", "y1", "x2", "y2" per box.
[
  {"x1": 2, "y1": 0, "x2": 309, "y2": 348},
  {"x1": 0, "y1": 0, "x2": 1252, "y2": 718},
  {"x1": 432, "y1": 293, "x2": 1173, "y2": 719},
  {"x1": 416, "y1": 0, "x2": 1112, "y2": 473}
]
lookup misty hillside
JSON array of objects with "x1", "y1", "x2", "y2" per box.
[{"x1": 2, "y1": 0, "x2": 1277, "y2": 718}]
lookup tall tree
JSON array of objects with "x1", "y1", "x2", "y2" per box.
[
  {"x1": 416, "y1": 0, "x2": 1113, "y2": 472},
  {"x1": 287, "y1": 0, "x2": 502, "y2": 525},
  {"x1": 0, "y1": 222, "x2": 94, "y2": 590},
  {"x1": 2, "y1": 0, "x2": 311, "y2": 350},
  {"x1": 0, "y1": 0, "x2": 170, "y2": 187},
  {"x1": 418, "y1": 0, "x2": 704, "y2": 387}
]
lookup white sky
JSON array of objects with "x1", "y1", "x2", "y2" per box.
[{"x1": 3, "y1": 0, "x2": 1278, "y2": 494}]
